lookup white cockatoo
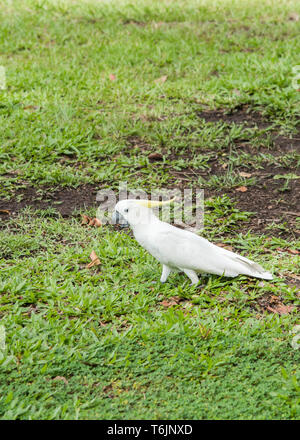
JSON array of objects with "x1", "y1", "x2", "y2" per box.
[{"x1": 112, "y1": 198, "x2": 273, "y2": 285}]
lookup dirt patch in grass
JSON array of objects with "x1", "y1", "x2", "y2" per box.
[
  {"x1": 172, "y1": 161, "x2": 299, "y2": 238},
  {"x1": 222, "y1": 184, "x2": 299, "y2": 238},
  {"x1": 0, "y1": 184, "x2": 99, "y2": 218},
  {"x1": 1, "y1": 177, "x2": 298, "y2": 239},
  {"x1": 197, "y1": 104, "x2": 271, "y2": 129},
  {"x1": 172, "y1": 107, "x2": 300, "y2": 238},
  {"x1": 126, "y1": 135, "x2": 153, "y2": 152},
  {"x1": 270, "y1": 133, "x2": 300, "y2": 154},
  {"x1": 215, "y1": 165, "x2": 298, "y2": 237},
  {"x1": 284, "y1": 274, "x2": 300, "y2": 290},
  {"x1": 1, "y1": 108, "x2": 299, "y2": 238},
  {"x1": 198, "y1": 104, "x2": 300, "y2": 153},
  {"x1": 253, "y1": 292, "x2": 299, "y2": 316}
]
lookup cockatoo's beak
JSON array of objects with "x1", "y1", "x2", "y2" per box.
[{"x1": 112, "y1": 210, "x2": 129, "y2": 228}]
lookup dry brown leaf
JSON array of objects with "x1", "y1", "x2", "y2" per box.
[
  {"x1": 86, "y1": 250, "x2": 101, "y2": 268},
  {"x1": 221, "y1": 163, "x2": 228, "y2": 169},
  {"x1": 287, "y1": 249, "x2": 299, "y2": 255},
  {"x1": 81, "y1": 215, "x2": 102, "y2": 227},
  {"x1": 236, "y1": 186, "x2": 248, "y2": 192},
  {"x1": 148, "y1": 152, "x2": 163, "y2": 161},
  {"x1": 266, "y1": 304, "x2": 295, "y2": 315},
  {"x1": 154, "y1": 75, "x2": 168, "y2": 84},
  {"x1": 53, "y1": 376, "x2": 68, "y2": 385},
  {"x1": 0, "y1": 209, "x2": 10, "y2": 215},
  {"x1": 93, "y1": 218, "x2": 102, "y2": 227},
  {"x1": 276, "y1": 248, "x2": 299, "y2": 255},
  {"x1": 239, "y1": 171, "x2": 252, "y2": 178},
  {"x1": 23, "y1": 105, "x2": 39, "y2": 111},
  {"x1": 160, "y1": 296, "x2": 181, "y2": 307},
  {"x1": 81, "y1": 214, "x2": 90, "y2": 225}
]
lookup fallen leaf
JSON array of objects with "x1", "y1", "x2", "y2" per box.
[
  {"x1": 221, "y1": 163, "x2": 228, "y2": 169},
  {"x1": 109, "y1": 74, "x2": 116, "y2": 81},
  {"x1": 53, "y1": 376, "x2": 68, "y2": 385},
  {"x1": 0, "y1": 209, "x2": 10, "y2": 215},
  {"x1": 81, "y1": 214, "x2": 90, "y2": 225},
  {"x1": 287, "y1": 249, "x2": 299, "y2": 255},
  {"x1": 160, "y1": 296, "x2": 181, "y2": 307},
  {"x1": 239, "y1": 171, "x2": 252, "y2": 178},
  {"x1": 23, "y1": 105, "x2": 39, "y2": 111},
  {"x1": 93, "y1": 218, "x2": 102, "y2": 227},
  {"x1": 236, "y1": 186, "x2": 248, "y2": 192},
  {"x1": 148, "y1": 152, "x2": 163, "y2": 161},
  {"x1": 154, "y1": 75, "x2": 168, "y2": 84},
  {"x1": 276, "y1": 248, "x2": 299, "y2": 255},
  {"x1": 86, "y1": 250, "x2": 101, "y2": 268},
  {"x1": 81, "y1": 215, "x2": 102, "y2": 227},
  {"x1": 266, "y1": 304, "x2": 295, "y2": 315}
]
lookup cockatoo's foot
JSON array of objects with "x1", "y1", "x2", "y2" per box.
[
  {"x1": 160, "y1": 265, "x2": 172, "y2": 283},
  {"x1": 183, "y1": 269, "x2": 199, "y2": 285}
]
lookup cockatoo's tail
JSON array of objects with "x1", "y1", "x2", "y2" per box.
[{"x1": 112, "y1": 199, "x2": 273, "y2": 285}]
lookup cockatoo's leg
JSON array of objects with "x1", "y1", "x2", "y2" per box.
[
  {"x1": 183, "y1": 269, "x2": 199, "y2": 285},
  {"x1": 160, "y1": 265, "x2": 172, "y2": 283}
]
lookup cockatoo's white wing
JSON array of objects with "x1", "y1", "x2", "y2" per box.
[{"x1": 144, "y1": 222, "x2": 272, "y2": 280}]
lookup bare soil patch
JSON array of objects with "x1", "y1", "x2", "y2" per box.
[
  {"x1": 1, "y1": 108, "x2": 299, "y2": 239},
  {"x1": 197, "y1": 104, "x2": 270, "y2": 129},
  {"x1": 0, "y1": 184, "x2": 99, "y2": 219},
  {"x1": 1, "y1": 176, "x2": 298, "y2": 239},
  {"x1": 253, "y1": 292, "x2": 299, "y2": 315},
  {"x1": 176, "y1": 106, "x2": 300, "y2": 238}
]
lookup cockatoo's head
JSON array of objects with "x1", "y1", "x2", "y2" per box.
[{"x1": 112, "y1": 198, "x2": 175, "y2": 228}]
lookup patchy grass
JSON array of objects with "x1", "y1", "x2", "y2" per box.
[{"x1": 0, "y1": 0, "x2": 299, "y2": 420}]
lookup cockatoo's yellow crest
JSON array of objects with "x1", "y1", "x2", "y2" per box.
[{"x1": 135, "y1": 197, "x2": 176, "y2": 208}]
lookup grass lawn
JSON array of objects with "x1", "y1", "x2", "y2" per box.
[{"x1": 0, "y1": 0, "x2": 299, "y2": 419}]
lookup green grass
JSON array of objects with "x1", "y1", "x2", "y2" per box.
[{"x1": 0, "y1": 0, "x2": 300, "y2": 420}]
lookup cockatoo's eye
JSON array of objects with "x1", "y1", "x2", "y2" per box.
[{"x1": 124, "y1": 208, "x2": 129, "y2": 213}]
